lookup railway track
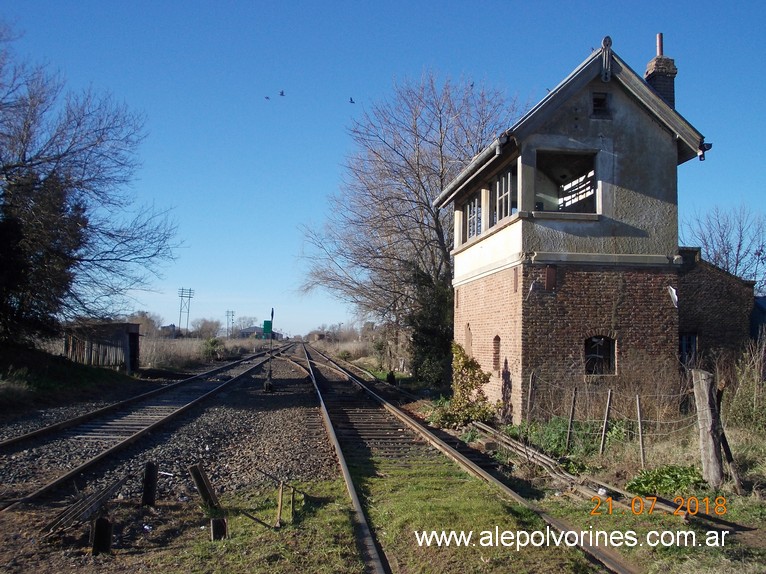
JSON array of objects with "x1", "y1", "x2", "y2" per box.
[
  {"x1": 0, "y1": 347, "x2": 285, "y2": 512},
  {"x1": 294, "y1": 344, "x2": 641, "y2": 574}
]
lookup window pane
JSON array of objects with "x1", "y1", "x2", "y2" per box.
[{"x1": 465, "y1": 193, "x2": 481, "y2": 239}]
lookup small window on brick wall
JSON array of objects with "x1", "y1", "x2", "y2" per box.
[
  {"x1": 493, "y1": 335, "x2": 501, "y2": 371},
  {"x1": 679, "y1": 333, "x2": 697, "y2": 366},
  {"x1": 584, "y1": 336, "x2": 615, "y2": 375},
  {"x1": 465, "y1": 323, "x2": 473, "y2": 357}
]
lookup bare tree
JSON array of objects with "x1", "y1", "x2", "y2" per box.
[
  {"x1": 301, "y1": 72, "x2": 519, "y2": 383},
  {"x1": 233, "y1": 316, "x2": 259, "y2": 332},
  {"x1": 190, "y1": 318, "x2": 222, "y2": 340},
  {"x1": 127, "y1": 310, "x2": 164, "y2": 337},
  {"x1": 302, "y1": 72, "x2": 518, "y2": 320},
  {"x1": 682, "y1": 205, "x2": 766, "y2": 293},
  {"x1": 0, "y1": 26, "x2": 176, "y2": 340}
]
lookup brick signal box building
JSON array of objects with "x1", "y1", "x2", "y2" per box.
[{"x1": 433, "y1": 36, "x2": 753, "y2": 423}]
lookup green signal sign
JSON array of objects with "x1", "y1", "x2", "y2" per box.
[{"x1": 263, "y1": 320, "x2": 272, "y2": 335}]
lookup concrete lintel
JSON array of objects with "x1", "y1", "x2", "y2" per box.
[
  {"x1": 453, "y1": 255, "x2": 524, "y2": 287},
  {"x1": 529, "y1": 252, "x2": 680, "y2": 266},
  {"x1": 520, "y1": 211, "x2": 600, "y2": 222}
]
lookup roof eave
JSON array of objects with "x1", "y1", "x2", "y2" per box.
[{"x1": 434, "y1": 43, "x2": 708, "y2": 208}]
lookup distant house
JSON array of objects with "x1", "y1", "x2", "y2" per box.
[
  {"x1": 433, "y1": 35, "x2": 753, "y2": 423},
  {"x1": 751, "y1": 296, "x2": 766, "y2": 339},
  {"x1": 159, "y1": 324, "x2": 176, "y2": 337},
  {"x1": 238, "y1": 326, "x2": 264, "y2": 338},
  {"x1": 238, "y1": 325, "x2": 284, "y2": 340}
]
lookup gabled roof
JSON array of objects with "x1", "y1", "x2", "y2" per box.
[{"x1": 434, "y1": 37, "x2": 707, "y2": 209}]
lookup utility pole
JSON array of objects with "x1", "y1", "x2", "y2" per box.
[
  {"x1": 178, "y1": 288, "x2": 194, "y2": 335},
  {"x1": 226, "y1": 310, "x2": 235, "y2": 338}
]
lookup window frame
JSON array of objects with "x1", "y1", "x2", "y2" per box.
[
  {"x1": 591, "y1": 91, "x2": 611, "y2": 119},
  {"x1": 464, "y1": 192, "x2": 482, "y2": 240},
  {"x1": 584, "y1": 335, "x2": 616, "y2": 375},
  {"x1": 492, "y1": 168, "x2": 517, "y2": 226},
  {"x1": 535, "y1": 150, "x2": 598, "y2": 214}
]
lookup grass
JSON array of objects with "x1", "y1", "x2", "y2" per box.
[
  {"x1": 498, "y1": 418, "x2": 766, "y2": 573},
  {"x1": 352, "y1": 456, "x2": 596, "y2": 573},
  {"x1": 129, "y1": 480, "x2": 365, "y2": 574},
  {"x1": 141, "y1": 336, "x2": 267, "y2": 371}
]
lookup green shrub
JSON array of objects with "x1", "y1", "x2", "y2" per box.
[
  {"x1": 426, "y1": 343, "x2": 499, "y2": 427},
  {"x1": 460, "y1": 427, "x2": 480, "y2": 443},
  {"x1": 201, "y1": 337, "x2": 223, "y2": 361},
  {"x1": 626, "y1": 464, "x2": 706, "y2": 496}
]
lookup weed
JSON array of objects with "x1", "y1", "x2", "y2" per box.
[
  {"x1": 504, "y1": 418, "x2": 601, "y2": 459},
  {"x1": 626, "y1": 464, "x2": 707, "y2": 496},
  {"x1": 724, "y1": 340, "x2": 766, "y2": 432},
  {"x1": 460, "y1": 427, "x2": 480, "y2": 443},
  {"x1": 202, "y1": 337, "x2": 223, "y2": 361}
]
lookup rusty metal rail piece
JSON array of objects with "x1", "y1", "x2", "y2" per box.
[{"x1": 40, "y1": 475, "x2": 130, "y2": 537}]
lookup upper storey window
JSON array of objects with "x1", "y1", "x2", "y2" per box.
[
  {"x1": 535, "y1": 151, "x2": 597, "y2": 214},
  {"x1": 464, "y1": 192, "x2": 481, "y2": 240},
  {"x1": 591, "y1": 92, "x2": 611, "y2": 119},
  {"x1": 490, "y1": 166, "x2": 518, "y2": 226}
]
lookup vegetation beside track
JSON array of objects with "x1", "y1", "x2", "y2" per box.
[
  {"x1": 136, "y1": 480, "x2": 365, "y2": 574},
  {"x1": 0, "y1": 337, "x2": 267, "y2": 412},
  {"x1": 352, "y1": 455, "x2": 598, "y2": 573},
  {"x1": 0, "y1": 343, "x2": 140, "y2": 410}
]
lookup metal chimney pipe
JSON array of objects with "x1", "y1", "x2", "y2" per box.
[{"x1": 656, "y1": 33, "x2": 664, "y2": 57}]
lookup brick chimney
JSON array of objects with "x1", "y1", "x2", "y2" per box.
[{"x1": 644, "y1": 33, "x2": 677, "y2": 108}]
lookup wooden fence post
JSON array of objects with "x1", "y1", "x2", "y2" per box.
[
  {"x1": 599, "y1": 389, "x2": 612, "y2": 456},
  {"x1": 716, "y1": 388, "x2": 744, "y2": 494},
  {"x1": 636, "y1": 395, "x2": 645, "y2": 469},
  {"x1": 188, "y1": 463, "x2": 221, "y2": 509},
  {"x1": 141, "y1": 461, "x2": 158, "y2": 507},
  {"x1": 565, "y1": 388, "x2": 577, "y2": 453},
  {"x1": 691, "y1": 369, "x2": 724, "y2": 489},
  {"x1": 90, "y1": 515, "x2": 113, "y2": 555}
]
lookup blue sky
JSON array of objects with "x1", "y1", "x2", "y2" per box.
[{"x1": 3, "y1": 1, "x2": 763, "y2": 337}]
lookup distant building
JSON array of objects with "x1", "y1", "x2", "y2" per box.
[
  {"x1": 238, "y1": 325, "x2": 284, "y2": 340},
  {"x1": 433, "y1": 35, "x2": 753, "y2": 423},
  {"x1": 160, "y1": 324, "x2": 176, "y2": 337},
  {"x1": 238, "y1": 326, "x2": 264, "y2": 338},
  {"x1": 63, "y1": 322, "x2": 140, "y2": 374}
]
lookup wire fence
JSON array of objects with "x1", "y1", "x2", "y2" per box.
[{"x1": 520, "y1": 371, "x2": 700, "y2": 464}]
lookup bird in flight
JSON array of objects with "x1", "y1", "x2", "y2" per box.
[
  {"x1": 265, "y1": 96, "x2": 270, "y2": 100},
  {"x1": 349, "y1": 97, "x2": 355, "y2": 104},
  {"x1": 280, "y1": 90, "x2": 285, "y2": 96}
]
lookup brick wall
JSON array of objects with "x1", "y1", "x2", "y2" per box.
[
  {"x1": 454, "y1": 263, "x2": 680, "y2": 423},
  {"x1": 678, "y1": 248, "x2": 754, "y2": 360},
  {"x1": 521, "y1": 264, "x2": 679, "y2": 391},
  {"x1": 454, "y1": 266, "x2": 523, "y2": 422}
]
